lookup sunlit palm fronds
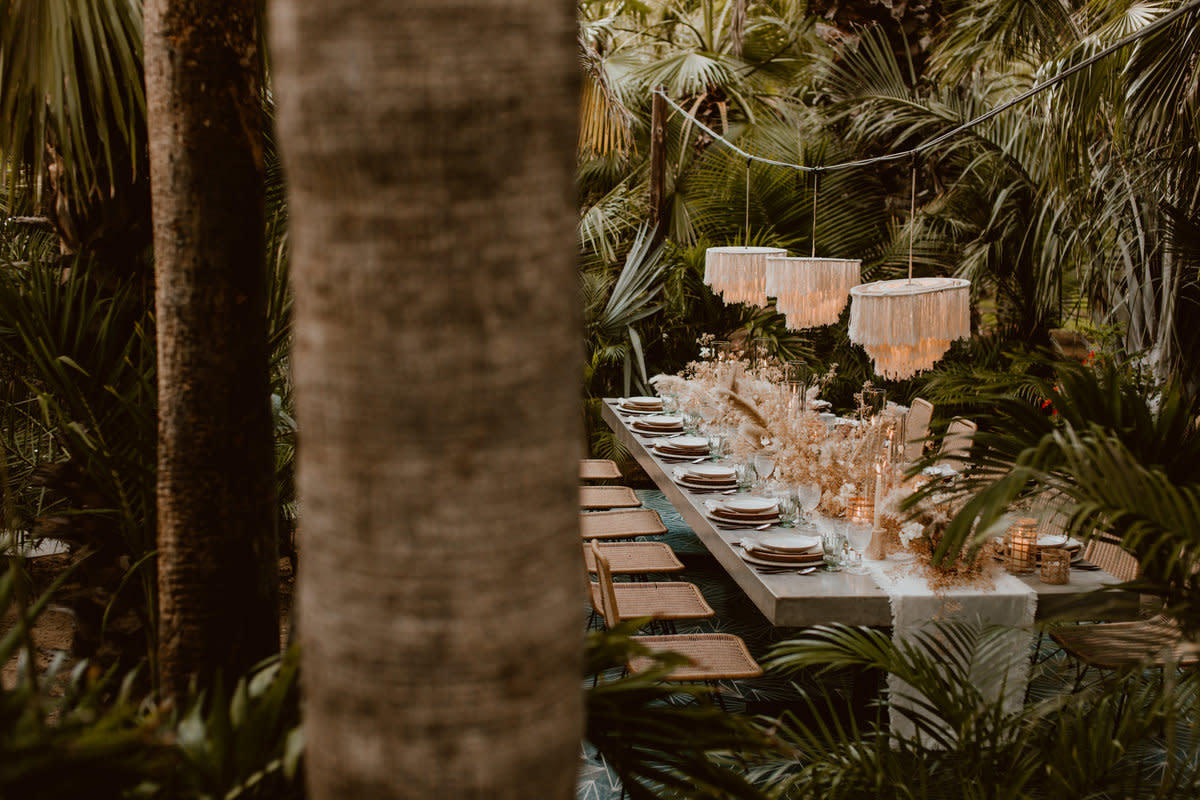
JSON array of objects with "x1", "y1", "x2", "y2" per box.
[{"x1": 0, "y1": 0, "x2": 145, "y2": 203}]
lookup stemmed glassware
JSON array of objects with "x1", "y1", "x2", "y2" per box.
[
  {"x1": 795, "y1": 483, "x2": 821, "y2": 528},
  {"x1": 752, "y1": 452, "x2": 776, "y2": 488},
  {"x1": 841, "y1": 496, "x2": 873, "y2": 575}
]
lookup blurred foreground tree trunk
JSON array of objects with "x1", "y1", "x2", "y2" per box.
[
  {"x1": 269, "y1": 0, "x2": 584, "y2": 797},
  {"x1": 144, "y1": 0, "x2": 279, "y2": 697}
]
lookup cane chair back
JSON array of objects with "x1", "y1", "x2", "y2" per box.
[{"x1": 904, "y1": 398, "x2": 934, "y2": 462}]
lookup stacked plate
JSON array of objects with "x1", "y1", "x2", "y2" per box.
[
  {"x1": 704, "y1": 496, "x2": 780, "y2": 528},
  {"x1": 652, "y1": 435, "x2": 709, "y2": 461},
  {"x1": 631, "y1": 414, "x2": 684, "y2": 436},
  {"x1": 618, "y1": 396, "x2": 663, "y2": 415},
  {"x1": 671, "y1": 463, "x2": 736, "y2": 492},
  {"x1": 737, "y1": 533, "x2": 825, "y2": 567},
  {"x1": 1037, "y1": 534, "x2": 1084, "y2": 563}
]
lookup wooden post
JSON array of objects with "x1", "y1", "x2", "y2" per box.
[{"x1": 649, "y1": 87, "x2": 668, "y2": 248}]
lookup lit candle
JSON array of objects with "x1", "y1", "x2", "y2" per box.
[{"x1": 1007, "y1": 518, "x2": 1037, "y2": 574}]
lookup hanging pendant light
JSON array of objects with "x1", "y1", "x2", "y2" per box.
[
  {"x1": 848, "y1": 162, "x2": 970, "y2": 380},
  {"x1": 702, "y1": 159, "x2": 786, "y2": 306},
  {"x1": 704, "y1": 245, "x2": 788, "y2": 306},
  {"x1": 763, "y1": 171, "x2": 860, "y2": 328},
  {"x1": 766, "y1": 256, "x2": 861, "y2": 328}
]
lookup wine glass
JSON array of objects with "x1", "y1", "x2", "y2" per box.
[
  {"x1": 795, "y1": 483, "x2": 822, "y2": 528},
  {"x1": 842, "y1": 496, "x2": 873, "y2": 575},
  {"x1": 752, "y1": 452, "x2": 776, "y2": 488}
]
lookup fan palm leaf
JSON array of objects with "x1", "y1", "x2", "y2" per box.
[{"x1": 0, "y1": 0, "x2": 145, "y2": 203}]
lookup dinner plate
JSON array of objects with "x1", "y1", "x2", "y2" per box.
[
  {"x1": 685, "y1": 464, "x2": 735, "y2": 480},
  {"x1": 652, "y1": 443, "x2": 705, "y2": 455},
  {"x1": 723, "y1": 496, "x2": 778, "y2": 514},
  {"x1": 674, "y1": 475, "x2": 737, "y2": 492},
  {"x1": 1037, "y1": 535, "x2": 1082, "y2": 550},
  {"x1": 663, "y1": 435, "x2": 707, "y2": 448},
  {"x1": 740, "y1": 544, "x2": 823, "y2": 563},
  {"x1": 709, "y1": 507, "x2": 778, "y2": 522},
  {"x1": 738, "y1": 549, "x2": 825, "y2": 568},
  {"x1": 621, "y1": 395, "x2": 661, "y2": 407},
  {"x1": 753, "y1": 533, "x2": 820, "y2": 553},
  {"x1": 633, "y1": 417, "x2": 681, "y2": 429},
  {"x1": 708, "y1": 513, "x2": 781, "y2": 529}
]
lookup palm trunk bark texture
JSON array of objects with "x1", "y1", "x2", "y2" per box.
[
  {"x1": 269, "y1": 0, "x2": 584, "y2": 797},
  {"x1": 144, "y1": 0, "x2": 280, "y2": 697}
]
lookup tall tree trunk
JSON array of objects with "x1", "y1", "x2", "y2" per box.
[
  {"x1": 144, "y1": 0, "x2": 279, "y2": 697},
  {"x1": 268, "y1": 0, "x2": 584, "y2": 797}
]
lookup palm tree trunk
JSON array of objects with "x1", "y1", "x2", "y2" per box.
[
  {"x1": 268, "y1": 1, "x2": 584, "y2": 797},
  {"x1": 144, "y1": 0, "x2": 279, "y2": 696}
]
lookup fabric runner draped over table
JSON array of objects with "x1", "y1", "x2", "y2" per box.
[{"x1": 864, "y1": 560, "x2": 1036, "y2": 741}]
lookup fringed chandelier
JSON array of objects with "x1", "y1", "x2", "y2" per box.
[
  {"x1": 848, "y1": 163, "x2": 970, "y2": 380},
  {"x1": 702, "y1": 160, "x2": 787, "y2": 306},
  {"x1": 848, "y1": 277, "x2": 971, "y2": 379},
  {"x1": 763, "y1": 170, "x2": 860, "y2": 329},
  {"x1": 704, "y1": 245, "x2": 787, "y2": 306},
  {"x1": 766, "y1": 256, "x2": 860, "y2": 328}
]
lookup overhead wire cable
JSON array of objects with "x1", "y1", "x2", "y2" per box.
[{"x1": 653, "y1": 0, "x2": 1200, "y2": 173}]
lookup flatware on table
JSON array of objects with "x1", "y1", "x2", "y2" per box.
[{"x1": 753, "y1": 566, "x2": 819, "y2": 576}]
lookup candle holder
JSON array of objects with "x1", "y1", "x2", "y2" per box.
[
  {"x1": 1005, "y1": 517, "x2": 1038, "y2": 574},
  {"x1": 1040, "y1": 547, "x2": 1070, "y2": 584}
]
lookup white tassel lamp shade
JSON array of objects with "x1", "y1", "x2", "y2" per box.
[
  {"x1": 703, "y1": 246, "x2": 787, "y2": 306},
  {"x1": 848, "y1": 277, "x2": 971, "y2": 380},
  {"x1": 765, "y1": 256, "x2": 861, "y2": 329}
]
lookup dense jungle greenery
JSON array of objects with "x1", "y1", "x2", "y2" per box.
[{"x1": 2, "y1": 0, "x2": 1200, "y2": 797}]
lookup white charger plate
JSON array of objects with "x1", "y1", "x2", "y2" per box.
[{"x1": 723, "y1": 496, "x2": 778, "y2": 514}]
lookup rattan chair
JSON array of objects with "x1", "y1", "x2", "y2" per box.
[
  {"x1": 937, "y1": 417, "x2": 977, "y2": 470},
  {"x1": 579, "y1": 508, "x2": 667, "y2": 540},
  {"x1": 904, "y1": 398, "x2": 934, "y2": 463},
  {"x1": 1043, "y1": 529, "x2": 1199, "y2": 674},
  {"x1": 580, "y1": 458, "x2": 622, "y2": 481},
  {"x1": 590, "y1": 541, "x2": 761, "y2": 681},
  {"x1": 583, "y1": 541, "x2": 684, "y2": 576},
  {"x1": 1051, "y1": 614, "x2": 1200, "y2": 670},
  {"x1": 580, "y1": 485, "x2": 641, "y2": 510}
]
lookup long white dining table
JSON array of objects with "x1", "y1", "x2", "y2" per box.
[{"x1": 601, "y1": 398, "x2": 1136, "y2": 628}]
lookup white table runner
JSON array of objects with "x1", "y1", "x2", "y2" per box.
[{"x1": 864, "y1": 559, "x2": 1036, "y2": 743}]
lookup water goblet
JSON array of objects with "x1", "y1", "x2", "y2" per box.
[
  {"x1": 752, "y1": 452, "x2": 777, "y2": 485},
  {"x1": 795, "y1": 482, "x2": 822, "y2": 528},
  {"x1": 842, "y1": 518, "x2": 873, "y2": 575}
]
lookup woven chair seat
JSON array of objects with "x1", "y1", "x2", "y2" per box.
[
  {"x1": 579, "y1": 509, "x2": 667, "y2": 540},
  {"x1": 628, "y1": 634, "x2": 763, "y2": 680},
  {"x1": 1051, "y1": 615, "x2": 1200, "y2": 669},
  {"x1": 588, "y1": 580, "x2": 713, "y2": 622},
  {"x1": 580, "y1": 458, "x2": 622, "y2": 481},
  {"x1": 583, "y1": 541, "x2": 684, "y2": 575},
  {"x1": 580, "y1": 485, "x2": 641, "y2": 510}
]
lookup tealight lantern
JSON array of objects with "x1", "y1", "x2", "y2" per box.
[
  {"x1": 1040, "y1": 547, "x2": 1070, "y2": 585},
  {"x1": 1006, "y1": 517, "x2": 1038, "y2": 574},
  {"x1": 848, "y1": 495, "x2": 873, "y2": 527}
]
